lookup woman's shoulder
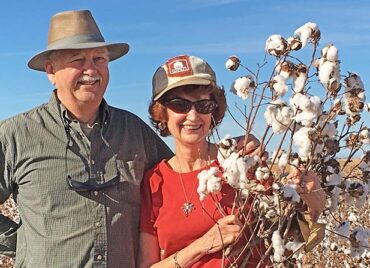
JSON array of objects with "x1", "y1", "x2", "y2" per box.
[{"x1": 143, "y1": 159, "x2": 173, "y2": 191}]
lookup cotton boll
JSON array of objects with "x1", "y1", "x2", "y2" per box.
[
  {"x1": 270, "y1": 75, "x2": 289, "y2": 97},
  {"x1": 287, "y1": 35, "x2": 302, "y2": 51},
  {"x1": 291, "y1": 95, "x2": 322, "y2": 126},
  {"x1": 326, "y1": 173, "x2": 343, "y2": 187},
  {"x1": 272, "y1": 230, "x2": 285, "y2": 262},
  {"x1": 282, "y1": 184, "x2": 300, "y2": 203},
  {"x1": 322, "y1": 44, "x2": 338, "y2": 62},
  {"x1": 365, "y1": 103, "x2": 370, "y2": 112},
  {"x1": 230, "y1": 76, "x2": 256, "y2": 100},
  {"x1": 206, "y1": 176, "x2": 222, "y2": 193},
  {"x1": 290, "y1": 93, "x2": 311, "y2": 111},
  {"x1": 293, "y1": 72, "x2": 306, "y2": 93},
  {"x1": 294, "y1": 22, "x2": 320, "y2": 47},
  {"x1": 359, "y1": 128, "x2": 370, "y2": 144},
  {"x1": 225, "y1": 55, "x2": 240, "y2": 71},
  {"x1": 265, "y1": 34, "x2": 288, "y2": 56},
  {"x1": 318, "y1": 61, "x2": 336, "y2": 85},
  {"x1": 272, "y1": 150, "x2": 289, "y2": 170},
  {"x1": 217, "y1": 134, "x2": 237, "y2": 163},
  {"x1": 329, "y1": 187, "x2": 340, "y2": 212},
  {"x1": 197, "y1": 172, "x2": 209, "y2": 201},
  {"x1": 197, "y1": 167, "x2": 222, "y2": 201},
  {"x1": 265, "y1": 99, "x2": 293, "y2": 133},
  {"x1": 321, "y1": 122, "x2": 337, "y2": 138},
  {"x1": 285, "y1": 242, "x2": 305, "y2": 260},
  {"x1": 255, "y1": 166, "x2": 270, "y2": 181},
  {"x1": 221, "y1": 152, "x2": 241, "y2": 187},
  {"x1": 294, "y1": 110, "x2": 318, "y2": 126},
  {"x1": 348, "y1": 212, "x2": 359, "y2": 223},
  {"x1": 344, "y1": 72, "x2": 365, "y2": 91},
  {"x1": 293, "y1": 127, "x2": 314, "y2": 160}
]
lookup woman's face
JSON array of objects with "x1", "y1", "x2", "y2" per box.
[{"x1": 165, "y1": 88, "x2": 213, "y2": 147}]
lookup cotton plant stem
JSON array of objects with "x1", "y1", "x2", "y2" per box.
[
  {"x1": 243, "y1": 57, "x2": 280, "y2": 154},
  {"x1": 229, "y1": 214, "x2": 263, "y2": 266},
  {"x1": 256, "y1": 244, "x2": 273, "y2": 268},
  {"x1": 227, "y1": 106, "x2": 247, "y2": 132},
  {"x1": 210, "y1": 194, "x2": 227, "y2": 217},
  {"x1": 267, "y1": 119, "x2": 295, "y2": 173}
]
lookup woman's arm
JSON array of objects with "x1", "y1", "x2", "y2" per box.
[{"x1": 137, "y1": 215, "x2": 242, "y2": 268}]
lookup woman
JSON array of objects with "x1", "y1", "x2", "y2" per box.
[{"x1": 138, "y1": 55, "x2": 325, "y2": 267}]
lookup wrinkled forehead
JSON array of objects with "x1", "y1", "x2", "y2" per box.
[{"x1": 49, "y1": 47, "x2": 109, "y2": 60}]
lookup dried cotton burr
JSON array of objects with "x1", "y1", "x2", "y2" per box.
[
  {"x1": 343, "y1": 72, "x2": 365, "y2": 125},
  {"x1": 225, "y1": 55, "x2": 241, "y2": 71},
  {"x1": 287, "y1": 35, "x2": 302, "y2": 51}
]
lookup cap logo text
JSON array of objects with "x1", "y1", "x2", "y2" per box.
[{"x1": 166, "y1": 55, "x2": 193, "y2": 77}]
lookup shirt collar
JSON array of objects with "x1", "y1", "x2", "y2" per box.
[{"x1": 47, "y1": 90, "x2": 111, "y2": 127}]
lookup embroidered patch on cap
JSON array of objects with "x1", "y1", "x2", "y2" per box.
[{"x1": 166, "y1": 55, "x2": 193, "y2": 77}]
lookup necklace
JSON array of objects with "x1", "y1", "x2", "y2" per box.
[
  {"x1": 176, "y1": 158, "x2": 198, "y2": 217},
  {"x1": 175, "y1": 144, "x2": 213, "y2": 217}
]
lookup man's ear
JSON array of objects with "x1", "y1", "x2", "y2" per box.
[{"x1": 45, "y1": 60, "x2": 56, "y2": 85}]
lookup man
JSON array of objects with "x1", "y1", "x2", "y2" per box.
[
  {"x1": 0, "y1": 9, "x2": 266, "y2": 268},
  {"x1": 0, "y1": 10, "x2": 173, "y2": 267}
]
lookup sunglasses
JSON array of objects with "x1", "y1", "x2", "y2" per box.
[
  {"x1": 64, "y1": 126, "x2": 120, "y2": 192},
  {"x1": 67, "y1": 174, "x2": 120, "y2": 192},
  {"x1": 163, "y1": 98, "x2": 218, "y2": 114}
]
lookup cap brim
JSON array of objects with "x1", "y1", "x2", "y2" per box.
[
  {"x1": 153, "y1": 76, "x2": 212, "y2": 101},
  {"x1": 28, "y1": 42, "x2": 129, "y2": 72}
]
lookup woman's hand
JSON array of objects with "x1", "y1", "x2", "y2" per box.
[
  {"x1": 197, "y1": 215, "x2": 242, "y2": 255},
  {"x1": 235, "y1": 134, "x2": 268, "y2": 161},
  {"x1": 288, "y1": 168, "x2": 326, "y2": 221}
]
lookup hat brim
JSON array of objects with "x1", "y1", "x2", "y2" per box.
[
  {"x1": 153, "y1": 76, "x2": 213, "y2": 101},
  {"x1": 28, "y1": 42, "x2": 129, "y2": 72}
]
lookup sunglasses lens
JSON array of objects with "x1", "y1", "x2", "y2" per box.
[
  {"x1": 165, "y1": 99, "x2": 191, "y2": 113},
  {"x1": 67, "y1": 175, "x2": 120, "y2": 192},
  {"x1": 165, "y1": 99, "x2": 217, "y2": 114},
  {"x1": 195, "y1": 100, "x2": 218, "y2": 114}
]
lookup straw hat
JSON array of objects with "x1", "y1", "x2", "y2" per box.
[{"x1": 28, "y1": 10, "x2": 129, "y2": 71}]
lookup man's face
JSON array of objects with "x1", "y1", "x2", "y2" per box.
[{"x1": 45, "y1": 47, "x2": 110, "y2": 111}]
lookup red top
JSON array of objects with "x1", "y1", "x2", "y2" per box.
[{"x1": 140, "y1": 159, "x2": 264, "y2": 267}]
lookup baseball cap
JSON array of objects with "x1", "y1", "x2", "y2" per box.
[{"x1": 152, "y1": 55, "x2": 216, "y2": 101}]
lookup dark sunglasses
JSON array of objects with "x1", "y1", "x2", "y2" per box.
[
  {"x1": 163, "y1": 98, "x2": 218, "y2": 114},
  {"x1": 67, "y1": 174, "x2": 120, "y2": 192},
  {"x1": 64, "y1": 126, "x2": 120, "y2": 192}
]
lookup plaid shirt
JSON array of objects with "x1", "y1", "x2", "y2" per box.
[{"x1": 0, "y1": 91, "x2": 172, "y2": 268}]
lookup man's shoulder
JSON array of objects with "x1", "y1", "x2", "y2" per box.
[
  {"x1": 0, "y1": 103, "x2": 48, "y2": 130},
  {"x1": 108, "y1": 105, "x2": 147, "y2": 125}
]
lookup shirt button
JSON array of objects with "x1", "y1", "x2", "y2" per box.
[
  {"x1": 97, "y1": 255, "x2": 103, "y2": 260},
  {"x1": 96, "y1": 222, "x2": 102, "y2": 228},
  {"x1": 93, "y1": 191, "x2": 99, "y2": 196}
]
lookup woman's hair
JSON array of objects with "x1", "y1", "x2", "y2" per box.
[{"x1": 148, "y1": 83, "x2": 227, "y2": 137}]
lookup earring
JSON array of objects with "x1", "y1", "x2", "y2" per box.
[{"x1": 158, "y1": 122, "x2": 167, "y2": 130}]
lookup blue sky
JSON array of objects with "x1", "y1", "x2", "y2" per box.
[{"x1": 1, "y1": 0, "x2": 369, "y2": 152}]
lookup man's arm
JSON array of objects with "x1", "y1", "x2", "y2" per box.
[{"x1": 0, "y1": 132, "x2": 18, "y2": 256}]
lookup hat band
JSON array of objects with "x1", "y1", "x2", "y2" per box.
[{"x1": 47, "y1": 34, "x2": 106, "y2": 50}]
